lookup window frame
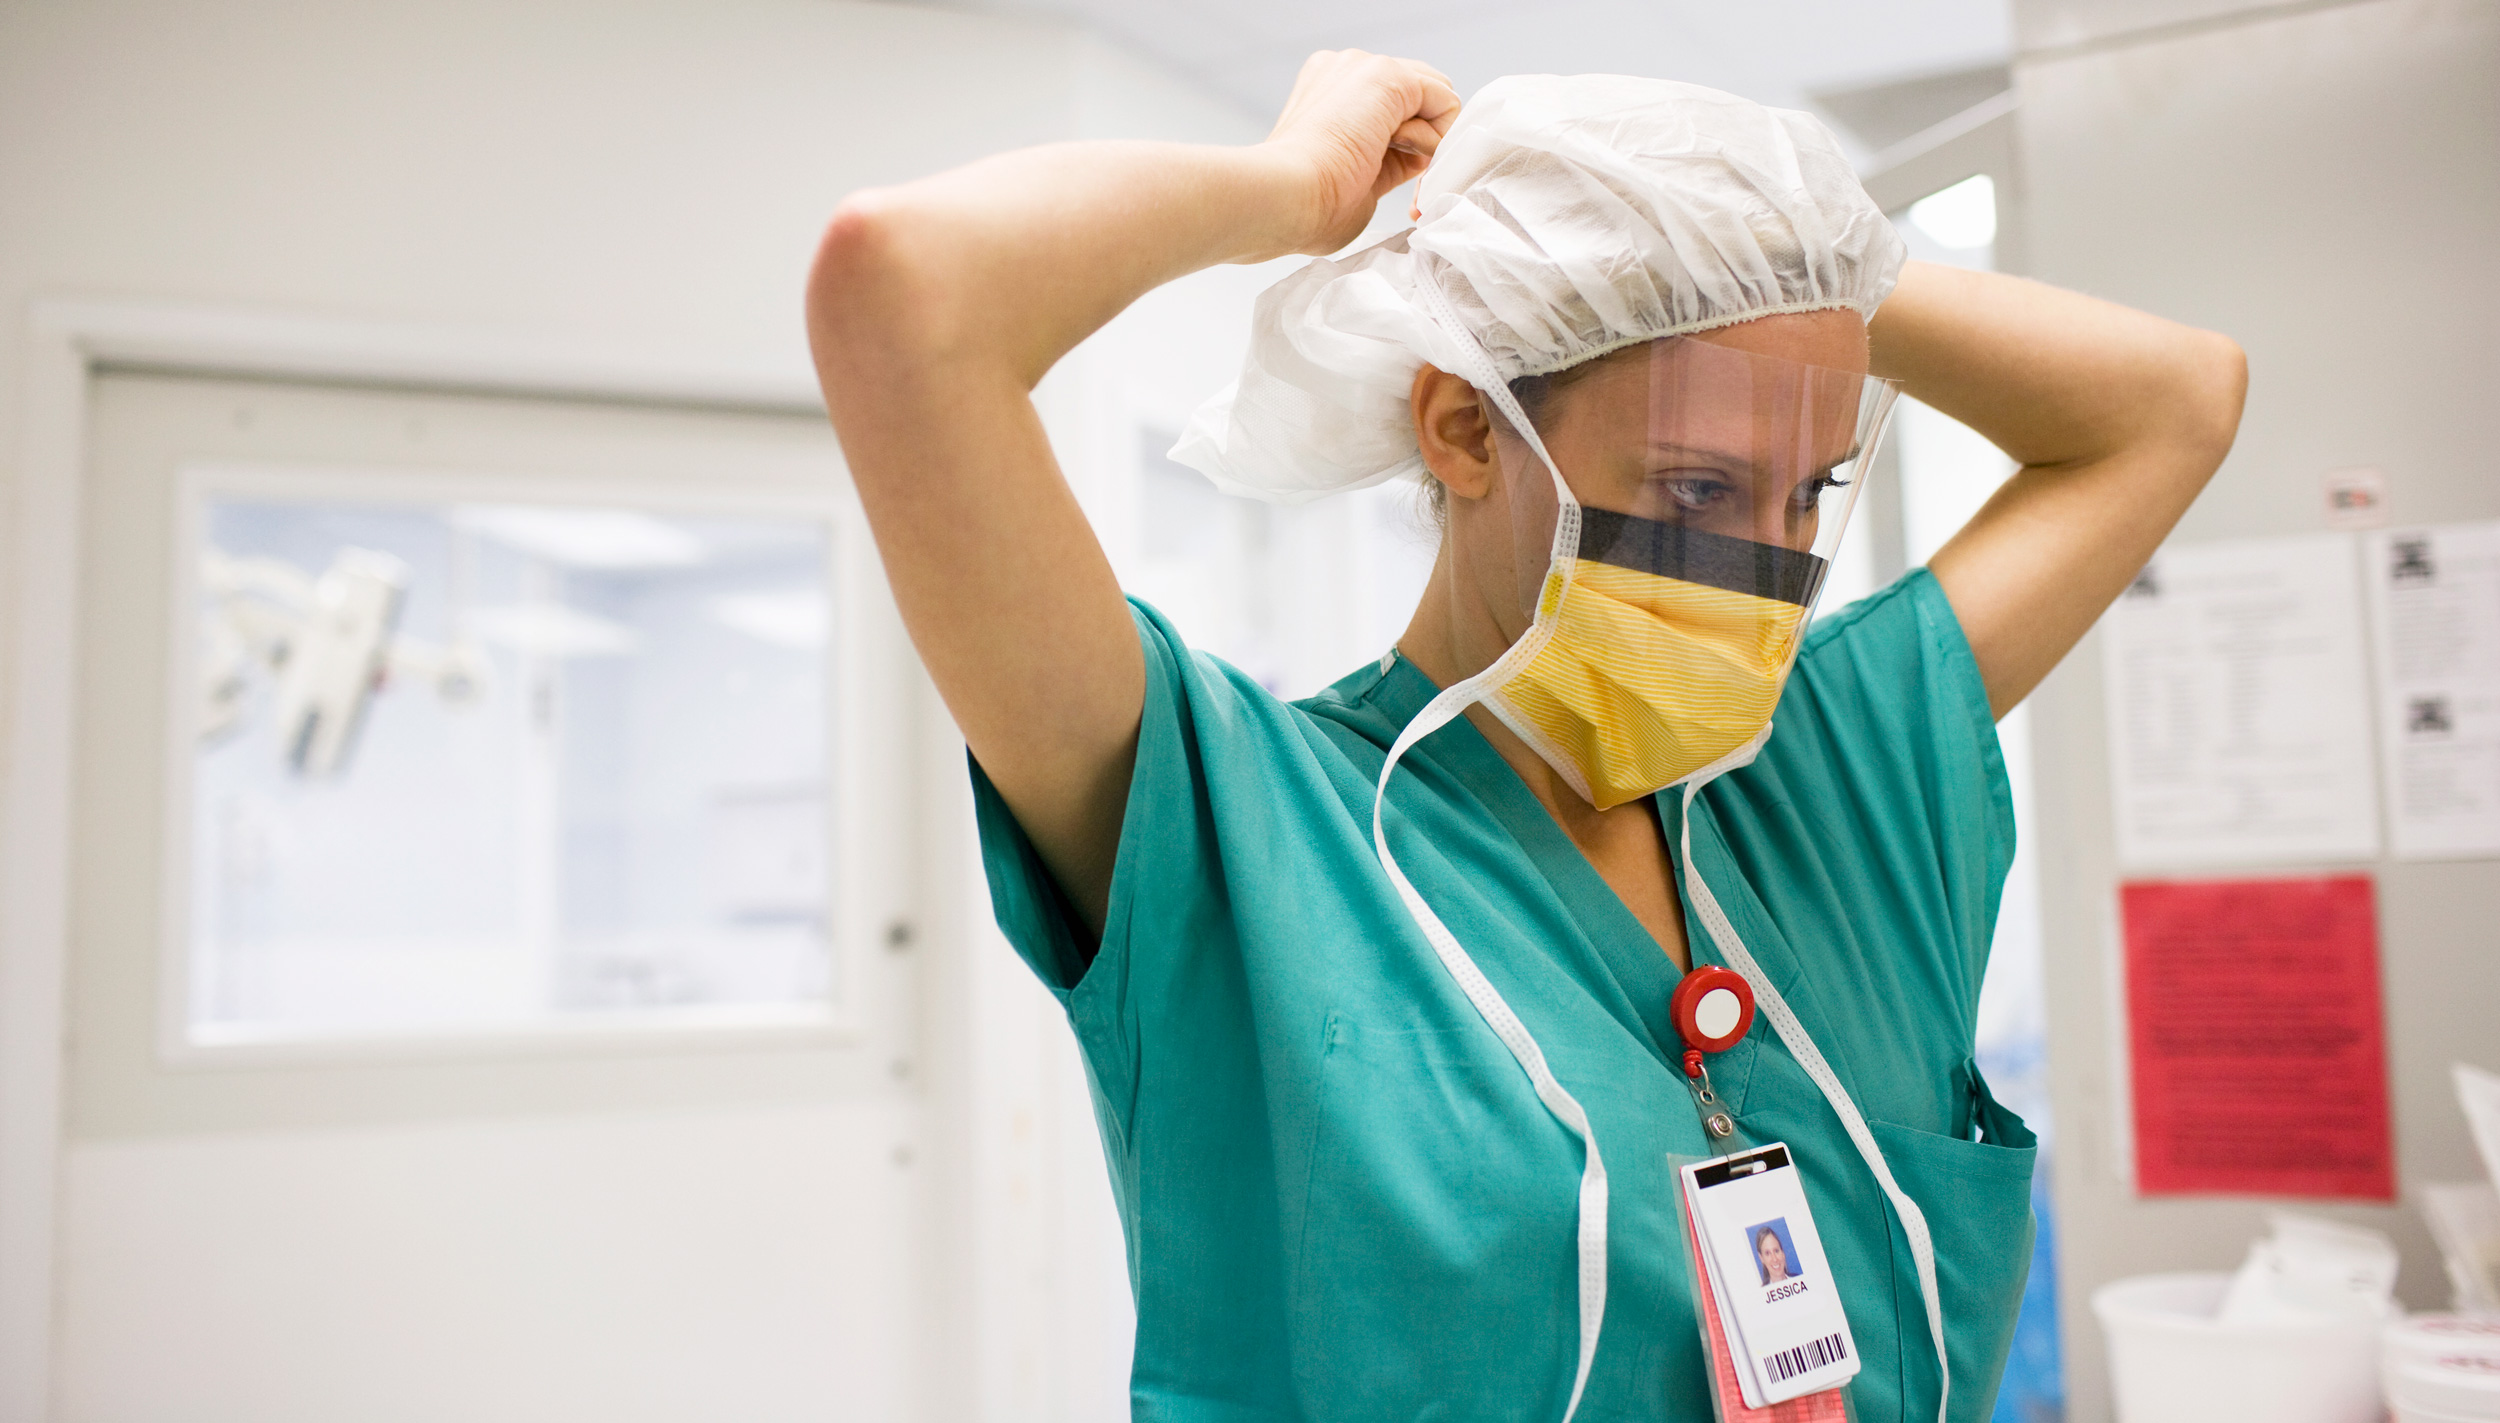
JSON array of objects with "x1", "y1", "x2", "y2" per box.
[{"x1": 156, "y1": 459, "x2": 882, "y2": 1066}]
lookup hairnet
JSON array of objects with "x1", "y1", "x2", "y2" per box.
[{"x1": 1170, "y1": 74, "x2": 1906, "y2": 505}]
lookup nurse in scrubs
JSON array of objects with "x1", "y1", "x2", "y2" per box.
[{"x1": 808, "y1": 53, "x2": 2243, "y2": 1423}]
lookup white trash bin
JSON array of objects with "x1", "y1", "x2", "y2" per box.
[
  {"x1": 2383, "y1": 1314, "x2": 2500, "y2": 1422},
  {"x1": 2093, "y1": 1271, "x2": 2388, "y2": 1423}
]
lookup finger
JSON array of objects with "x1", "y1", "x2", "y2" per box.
[
  {"x1": 1374, "y1": 150, "x2": 1431, "y2": 199},
  {"x1": 1371, "y1": 53, "x2": 1449, "y2": 88},
  {"x1": 1389, "y1": 115, "x2": 1444, "y2": 159},
  {"x1": 1397, "y1": 62, "x2": 1463, "y2": 126}
]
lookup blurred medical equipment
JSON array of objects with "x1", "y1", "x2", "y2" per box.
[
  {"x1": 2428, "y1": 1185, "x2": 2500, "y2": 1315},
  {"x1": 2097, "y1": 1066, "x2": 2500, "y2": 1423},
  {"x1": 2426, "y1": 1065, "x2": 2500, "y2": 1315},
  {"x1": 2096, "y1": 1215, "x2": 2397, "y2": 1423},
  {"x1": 1174, "y1": 74, "x2": 1904, "y2": 504},
  {"x1": 199, "y1": 547, "x2": 486, "y2": 777},
  {"x1": 2464, "y1": 1065, "x2": 2500, "y2": 1187},
  {"x1": 2095, "y1": 1268, "x2": 2390, "y2": 1423},
  {"x1": 2217, "y1": 1213, "x2": 2400, "y2": 1325}
]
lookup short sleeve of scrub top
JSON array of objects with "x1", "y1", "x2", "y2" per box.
[{"x1": 970, "y1": 567, "x2": 2036, "y2": 1423}]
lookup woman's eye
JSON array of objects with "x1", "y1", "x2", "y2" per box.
[
  {"x1": 1792, "y1": 473, "x2": 1851, "y2": 508},
  {"x1": 1657, "y1": 476, "x2": 1730, "y2": 510}
]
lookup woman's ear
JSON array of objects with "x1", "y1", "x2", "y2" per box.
[{"x1": 1411, "y1": 365, "x2": 1499, "y2": 502}]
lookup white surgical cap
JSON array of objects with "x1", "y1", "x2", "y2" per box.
[{"x1": 1170, "y1": 74, "x2": 1907, "y2": 504}]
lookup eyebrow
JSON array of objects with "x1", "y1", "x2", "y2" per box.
[{"x1": 1646, "y1": 440, "x2": 1864, "y2": 470}]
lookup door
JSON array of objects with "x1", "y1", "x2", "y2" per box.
[{"x1": 56, "y1": 369, "x2": 924, "y2": 1422}]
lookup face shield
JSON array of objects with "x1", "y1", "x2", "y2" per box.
[{"x1": 1457, "y1": 334, "x2": 1900, "y2": 810}]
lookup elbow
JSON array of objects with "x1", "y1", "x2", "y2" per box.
[
  {"x1": 2135, "y1": 328, "x2": 2246, "y2": 484},
  {"x1": 806, "y1": 191, "x2": 960, "y2": 379},
  {"x1": 2179, "y1": 329, "x2": 2249, "y2": 466}
]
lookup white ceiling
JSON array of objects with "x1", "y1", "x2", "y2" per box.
[{"x1": 907, "y1": 0, "x2": 2013, "y2": 160}]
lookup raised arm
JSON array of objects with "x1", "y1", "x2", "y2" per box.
[
  {"x1": 1868, "y1": 262, "x2": 2248, "y2": 716},
  {"x1": 807, "y1": 53, "x2": 1459, "y2": 933}
]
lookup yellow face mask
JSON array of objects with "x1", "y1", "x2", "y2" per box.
[{"x1": 1483, "y1": 512, "x2": 1824, "y2": 811}]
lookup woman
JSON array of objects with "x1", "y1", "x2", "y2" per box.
[
  {"x1": 1759, "y1": 1227, "x2": 1795, "y2": 1286},
  {"x1": 809, "y1": 53, "x2": 2242, "y2": 1423}
]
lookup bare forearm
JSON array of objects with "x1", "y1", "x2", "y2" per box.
[
  {"x1": 1870, "y1": 262, "x2": 2247, "y2": 713},
  {"x1": 1868, "y1": 262, "x2": 2241, "y2": 470}
]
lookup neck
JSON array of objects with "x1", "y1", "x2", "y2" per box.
[{"x1": 1397, "y1": 545, "x2": 1693, "y2": 971}]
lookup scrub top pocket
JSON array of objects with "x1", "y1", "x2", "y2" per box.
[
  {"x1": 1287, "y1": 1016, "x2": 1585, "y2": 1419},
  {"x1": 1870, "y1": 1060, "x2": 2037, "y2": 1423}
]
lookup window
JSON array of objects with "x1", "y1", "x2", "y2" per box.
[{"x1": 177, "y1": 470, "x2": 842, "y2": 1047}]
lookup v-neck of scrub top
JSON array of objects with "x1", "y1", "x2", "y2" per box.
[
  {"x1": 1366, "y1": 648, "x2": 1835, "y2": 1115},
  {"x1": 1368, "y1": 649, "x2": 1707, "y2": 1071}
]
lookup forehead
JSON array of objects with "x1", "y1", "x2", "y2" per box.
[
  {"x1": 1686, "y1": 308, "x2": 1870, "y2": 372},
  {"x1": 1552, "y1": 333, "x2": 1868, "y2": 461}
]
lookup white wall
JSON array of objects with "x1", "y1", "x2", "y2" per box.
[
  {"x1": 56, "y1": 1103, "x2": 924, "y2": 1423},
  {"x1": 2011, "y1": 1, "x2": 2500, "y2": 1418},
  {"x1": 0, "y1": 2, "x2": 1269, "y2": 1418}
]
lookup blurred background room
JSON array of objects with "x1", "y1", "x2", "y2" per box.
[{"x1": 0, "y1": 0, "x2": 2493, "y2": 1419}]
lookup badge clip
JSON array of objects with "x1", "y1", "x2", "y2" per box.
[
  {"x1": 1672, "y1": 965, "x2": 1755, "y2": 1141},
  {"x1": 1685, "y1": 1049, "x2": 1736, "y2": 1140}
]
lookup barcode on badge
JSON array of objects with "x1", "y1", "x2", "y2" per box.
[{"x1": 1761, "y1": 1331, "x2": 1849, "y2": 1383}]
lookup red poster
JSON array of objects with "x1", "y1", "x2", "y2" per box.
[{"x1": 2120, "y1": 875, "x2": 2393, "y2": 1200}]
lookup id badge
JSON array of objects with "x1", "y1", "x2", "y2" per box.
[{"x1": 1681, "y1": 1143, "x2": 1860, "y2": 1405}]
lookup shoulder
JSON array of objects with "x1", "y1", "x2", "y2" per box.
[
  {"x1": 1797, "y1": 566, "x2": 1970, "y2": 671},
  {"x1": 974, "y1": 599, "x2": 1380, "y2": 996},
  {"x1": 1129, "y1": 598, "x2": 1376, "y2": 765},
  {"x1": 1736, "y1": 566, "x2": 2012, "y2": 890},
  {"x1": 1784, "y1": 568, "x2": 1996, "y2": 757}
]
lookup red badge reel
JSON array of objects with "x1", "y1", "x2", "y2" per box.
[
  {"x1": 1672, "y1": 965, "x2": 1755, "y2": 1054},
  {"x1": 1671, "y1": 966, "x2": 1755, "y2": 1140}
]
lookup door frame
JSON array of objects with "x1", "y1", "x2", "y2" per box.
[
  {"x1": 0, "y1": 299, "x2": 827, "y2": 1417},
  {"x1": 1860, "y1": 89, "x2": 2078, "y2": 1422},
  {"x1": 1860, "y1": 88, "x2": 2022, "y2": 267}
]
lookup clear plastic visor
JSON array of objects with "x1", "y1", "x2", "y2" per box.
[{"x1": 1470, "y1": 331, "x2": 1900, "y2": 636}]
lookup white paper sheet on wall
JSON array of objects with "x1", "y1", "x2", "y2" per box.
[
  {"x1": 2101, "y1": 533, "x2": 2381, "y2": 868},
  {"x1": 2364, "y1": 521, "x2": 2500, "y2": 860}
]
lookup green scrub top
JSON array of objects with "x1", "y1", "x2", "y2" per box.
[{"x1": 972, "y1": 568, "x2": 2037, "y2": 1423}]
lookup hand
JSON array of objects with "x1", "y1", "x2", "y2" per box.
[{"x1": 1261, "y1": 50, "x2": 1462, "y2": 257}]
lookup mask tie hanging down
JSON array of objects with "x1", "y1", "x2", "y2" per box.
[
  {"x1": 1366, "y1": 282, "x2": 1943, "y2": 1423},
  {"x1": 1370, "y1": 274, "x2": 1606, "y2": 1417}
]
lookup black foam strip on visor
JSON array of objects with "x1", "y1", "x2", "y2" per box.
[{"x1": 1576, "y1": 508, "x2": 1828, "y2": 607}]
